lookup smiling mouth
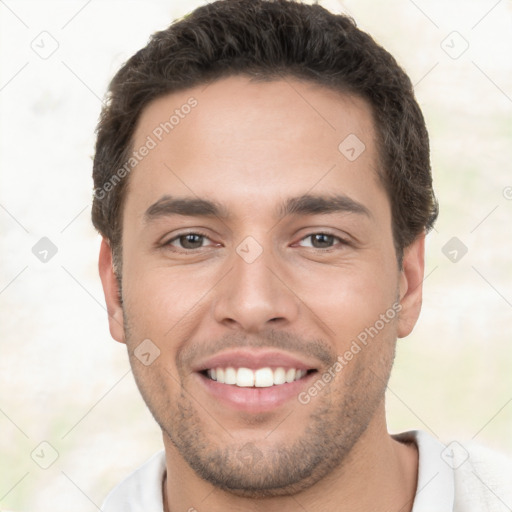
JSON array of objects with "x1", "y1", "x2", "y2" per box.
[{"x1": 201, "y1": 367, "x2": 318, "y2": 388}]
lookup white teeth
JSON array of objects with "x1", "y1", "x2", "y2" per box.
[
  {"x1": 296, "y1": 370, "x2": 306, "y2": 380},
  {"x1": 285, "y1": 368, "x2": 296, "y2": 383},
  {"x1": 225, "y1": 367, "x2": 237, "y2": 385},
  {"x1": 254, "y1": 367, "x2": 274, "y2": 387},
  {"x1": 236, "y1": 367, "x2": 255, "y2": 387},
  {"x1": 272, "y1": 367, "x2": 286, "y2": 385},
  {"x1": 206, "y1": 366, "x2": 310, "y2": 387}
]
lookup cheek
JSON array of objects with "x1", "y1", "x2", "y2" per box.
[
  {"x1": 297, "y1": 262, "x2": 398, "y2": 338},
  {"x1": 121, "y1": 261, "x2": 214, "y2": 340}
]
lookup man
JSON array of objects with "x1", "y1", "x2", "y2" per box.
[{"x1": 92, "y1": 0, "x2": 512, "y2": 510}]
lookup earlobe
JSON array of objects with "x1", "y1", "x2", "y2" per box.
[
  {"x1": 397, "y1": 233, "x2": 426, "y2": 338},
  {"x1": 98, "y1": 238, "x2": 126, "y2": 343}
]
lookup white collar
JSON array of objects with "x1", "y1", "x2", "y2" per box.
[{"x1": 393, "y1": 430, "x2": 455, "y2": 512}]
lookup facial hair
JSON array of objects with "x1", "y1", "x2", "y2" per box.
[{"x1": 124, "y1": 319, "x2": 397, "y2": 497}]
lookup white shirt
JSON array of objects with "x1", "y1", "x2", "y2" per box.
[{"x1": 101, "y1": 430, "x2": 512, "y2": 511}]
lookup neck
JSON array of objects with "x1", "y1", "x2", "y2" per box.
[{"x1": 162, "y1": 409, "x2": 418, "y2": 512}]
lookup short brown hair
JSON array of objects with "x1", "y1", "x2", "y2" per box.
[{"x1": 92, "y1": 0, "x2": 438, "y2": 271}]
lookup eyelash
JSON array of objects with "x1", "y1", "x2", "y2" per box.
[{"x1": 162, "y1": 231, "x2": 350, "y2": 252}]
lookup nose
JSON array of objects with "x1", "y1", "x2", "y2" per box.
[{"x1": 212, "y1": 242, "x2": 300, "y2": 333}]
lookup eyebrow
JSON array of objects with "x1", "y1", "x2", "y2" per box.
[{"x1": 143, "y1": 193, "x2": 372, "y2": 223}]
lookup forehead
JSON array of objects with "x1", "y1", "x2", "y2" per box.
[{"x1": 126, "y1": 75, "x2": 385, "y2": 221}]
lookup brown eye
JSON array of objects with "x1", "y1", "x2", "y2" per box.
[
  {"x1": 177, "y1": 234, "x2": 205, "y2": 249},
  {"x1": 298, "y1": 233, "x2": 345, "y2": 249},
  {"x1": 310, "y1": 234, "x2": 335, "y2": 248},
  {"x1": 166, "y1": 232, "x2": 211, "y2": 250}
]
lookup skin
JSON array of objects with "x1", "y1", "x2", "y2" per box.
[{"x1": 99, "y1": 75, "x2": 425, "y2": 511}]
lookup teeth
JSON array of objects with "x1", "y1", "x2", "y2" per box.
[
  {"x1": 206, "y1": 366, "x2": 309, "y2": 387},
  {"x1": 285, "y1": 368, "x2": 296, "y2": 383},
  {"x1": 273, "y1": 367, "x2": 286, "y2": 385},
  {"x1": 224, "y1": 367, "x2": 237, "y2": 385},
  {"x1": 237, "y1": 367, "x2": 255, "y2": 387},
  {"x1": 254, "y1": 367, "x2": 273, "y2": 387}
]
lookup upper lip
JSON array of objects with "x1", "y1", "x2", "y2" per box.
[{"x1": 193, "y1": 349, "x2": 320, "y2": 372}]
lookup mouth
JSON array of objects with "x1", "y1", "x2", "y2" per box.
[
  {"x1": 201, "y1": 367, "x2": 317, "y2": 387},
  {"x1": 193, "y1": 349, "x2": 321, "y2": 412}
]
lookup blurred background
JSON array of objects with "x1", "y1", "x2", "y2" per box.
[{"x1": 1, "y1": 0, "x2": 511, "y2": 510}]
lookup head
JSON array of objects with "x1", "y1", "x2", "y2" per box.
[{"x1": 94, "y1": 0, "x2": 437, "y2": 498}]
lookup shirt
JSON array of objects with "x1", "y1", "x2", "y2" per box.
[{"x1": 101, "y1": 430, "x2": 512, "y2": 511}]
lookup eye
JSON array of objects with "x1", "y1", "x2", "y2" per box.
[
  {"x1": 165, "y1": 232, "x2": 217, "y2": 251},
  {"x1": 297, "y1": 233, "x2": 347, "y2": 249},
  {"x1": 163, "y1": 231, "x2": 348, "y2": 252}
]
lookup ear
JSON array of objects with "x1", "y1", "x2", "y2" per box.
[
  {"x1": 98, "y1": 237, "x2": 125, "y2": 343},
  {"x1": 397, "y1": 232, "x2": 425, "y2": 338}
]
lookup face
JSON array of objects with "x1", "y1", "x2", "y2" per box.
[{"x1": 99, "y1": 75, "x2": 424, "y2": 497}]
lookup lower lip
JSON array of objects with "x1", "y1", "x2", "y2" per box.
[{"x1": 197, "y1": 372, "x2": 317, "y2": 413}]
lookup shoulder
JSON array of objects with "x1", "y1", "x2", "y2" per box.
[
  {"x1": 101, "y1": 450, "x2": 166, "y2": 512},
  {"x1": 453, "y1": 441, "x2": 512, "y2": 510},
  {"x1": 392, "y1": 430, "x2": 512, "y2": 511}
]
